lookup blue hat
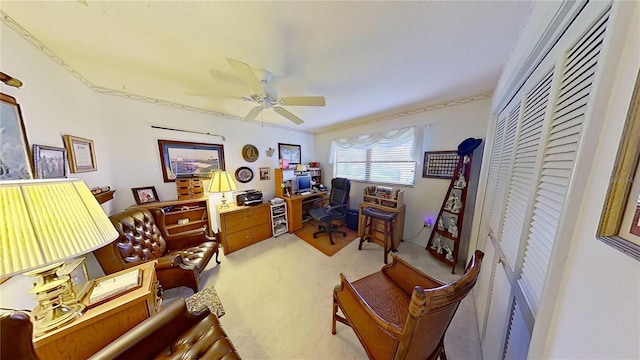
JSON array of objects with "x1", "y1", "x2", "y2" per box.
[{"x1": 457, "y1": 138, "x2": 483, "y2": 156}]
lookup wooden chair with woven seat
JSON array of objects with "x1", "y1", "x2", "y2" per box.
[{"x1": 332, "y1": 250, "x2": 484, "y2": 360}]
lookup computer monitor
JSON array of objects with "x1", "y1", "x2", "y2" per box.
[{"x1": 296, "y1": 174, "x2": 312, "y2": 193}]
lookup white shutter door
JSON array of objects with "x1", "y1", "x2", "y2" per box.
[
  {"x1": 519, "y1": 10, "x2": 610, "y2": 312},
  {"x1": 499, "y1": 71, "x2": 554, "y2": 267},
  {"x1": 488, "y1": 115, "x2": 507, "y2": 234},
  {"x1": 504, "y1": 299, "x2": 532, "y2": 360}
]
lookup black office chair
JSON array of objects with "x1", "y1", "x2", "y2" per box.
[{"x1": 309, "y1": 178, "x2": 351, "y2": 245}]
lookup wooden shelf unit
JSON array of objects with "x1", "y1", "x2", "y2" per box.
[
  {"x1": 308, "y1": 167, "x2": 322, "y2": 186},
  {"x1": 129, "y1": 198, "x2": 211, "y2": 236},
  {"x1": 426, "y1": 153, "x2": 473, "y2": 273},
  {"x1": 270, "y1": 201, "x2": 288, "y2": 237},
  {"x1": 94, "y1": 190, "x2": 116, "y2": 204}
]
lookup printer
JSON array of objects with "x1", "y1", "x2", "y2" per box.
[{"x1": 236, "y1": 190, "x2": 263, "y2": 206}]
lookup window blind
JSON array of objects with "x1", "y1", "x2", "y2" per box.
[{"x1": 333, "y1": 128, "x2": 417, "y2": 186}]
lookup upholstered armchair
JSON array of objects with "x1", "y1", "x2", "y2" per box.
[
  {"x1": 89, "y1": 298, "x2": 240, "y2": 360},
  {"x1": 333, "y1": 251, "x2": 484, "y2": 360},
  {"x1": 94, "y1": 208, "x2": 219, "y2": 293}
]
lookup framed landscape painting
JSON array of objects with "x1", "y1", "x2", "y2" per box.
[
  {"x1": 158, "y1": 140, "x2": 225, "y2": 182},
  {"x1": 0, "y1": 93, "x2": 32, "y2": 180}
]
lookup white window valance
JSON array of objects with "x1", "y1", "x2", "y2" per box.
[{"x1": 329, "y1": 126, "x2": 421, "y2": 164}]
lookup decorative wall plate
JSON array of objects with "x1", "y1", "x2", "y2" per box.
[
  {"x1": 242, "y1": 144, "x2": 259, "y2": 162},
  {"x1": 235, "y1": 167, "x2": 254, "y2": 183}
]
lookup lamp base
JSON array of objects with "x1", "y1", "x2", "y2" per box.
[
  {"x1": 25, "y1": 262, "x2": 85, "y2": 336},
  {"x1": 219, "y1": 194, "x2": 230, "y2": 208}
]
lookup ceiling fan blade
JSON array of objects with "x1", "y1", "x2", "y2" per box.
[
  {"x1": 226, "y1": 58, "x2": 265, "y2": 96},
  {"x1": 278, "y1": 96, "x2": 326, "y2": 106},
  {"x1": 245, "y1": 106, "x2": 263, "y2": 121},
  {"x1": 273, "y1": 106, "x2": 304, "y2": 125}
]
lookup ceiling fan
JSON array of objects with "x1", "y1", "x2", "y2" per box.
[{"x1": 222, "y1": 58, "x2": 326, "y2": 124}]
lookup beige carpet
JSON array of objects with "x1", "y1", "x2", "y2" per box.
[
  {"x1": 163, "y1": 233, "x2": 482, "y2": 360},
  {"x1": 293, "y1": 220, "x2": 359, "y2": 256}
]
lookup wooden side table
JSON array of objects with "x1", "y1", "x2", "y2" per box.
[{"x1": 33, "y1": 261, "x2": 161, "y2": 360}]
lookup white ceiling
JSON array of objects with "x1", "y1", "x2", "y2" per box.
[{"x1": 1, "y1": 1, "x2": 533, "y2": 133}]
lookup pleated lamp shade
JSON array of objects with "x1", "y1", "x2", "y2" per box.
[
  {"x1": 208, "y1": 170, "x2": 237, "y2": 208},
  {"x1": 0, "y1": 178, "x2": 119, "y2": 278}
]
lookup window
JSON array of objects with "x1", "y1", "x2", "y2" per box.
[{"x1": 331, "y1": 127, "x2": 418, "y2": 186}]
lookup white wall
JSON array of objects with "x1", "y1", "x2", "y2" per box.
[
  {"x1": 1, "y1": 22, "x2": 116, "y2": 213},
  {"x1": 315, "y1": 99, "x2": 490, "y2": 254},
  {"x1": 95, "y1": 93, "x2": 314, "y2": 217}
]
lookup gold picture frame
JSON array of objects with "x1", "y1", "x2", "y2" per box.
[
  {"x1": 596, "y1": 70, "x2": 640, "y2": 261},
  {"x1": 0, "y1": 92, "x2": 32, "y2": 180},
  {"x1": 63, "y1": 135, "x2": 97, "y2": 173}
]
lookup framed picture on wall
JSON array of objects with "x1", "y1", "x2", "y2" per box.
[
  {"x1": 259, "y1": 167, "x2": 270, "y2": 180},
  {"x1": 278, "y1": 143, "x2": 301, "y2": 165},
  {"x1": 422, "y1": 151, "x2": 459, "y2": 179},
  {"x1": 596, "y1": 72, "x2": 640, "y2": 261},
  {"x1": 63, "y1": 135, "x2": 97, "y2": 173},
  {"x1": 33, "y1": 144, "x2": 67, "y2": 179},
  {"x1": 158, "y1": 140, "x2": 225, "y2": 182},
  {"x1": 0, "y1": 92, "x2": 32, "y2": 180}
]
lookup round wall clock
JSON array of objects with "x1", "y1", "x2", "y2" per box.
[
  {"x1": 235, "y1": 167, "x2": 254, "y2": 183},
  {"x1": 242, "y1": 144, "x2": 259, "y2": 162}
]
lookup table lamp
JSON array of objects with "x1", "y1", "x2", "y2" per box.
[
  {"x1": 0, "y1": 178, "x2": 119, "y2": 336},
  {"x1": 208, "y1": 170, "x2": 237, "y2": 208}
]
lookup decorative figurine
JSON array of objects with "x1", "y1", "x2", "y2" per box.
[
  {"x1": 455, "y1": 174, "x2": 467, "y2": 189},
  {"x1": 448, "y1": 217, "x2": 458, "y2": 238},
  {"x1": 445, "y1": 245, "x2": 454, "y2": 261},
  {"x1": 437, "y1": 217, "x2": 445, "y2": 231},
  {"x1": 451, "y1": 195, "x2": 463, "y2": 213},
  {"x1": 445, "y1": 193, "x2": 463, "y2": 213},
  {"x1": 431, "y1": 236, "x2": 441, "y2": 251}
]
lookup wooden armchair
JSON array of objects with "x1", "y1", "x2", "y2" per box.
[{"x1": 332, "y1": 251, "x2": 484, "y2": 360}]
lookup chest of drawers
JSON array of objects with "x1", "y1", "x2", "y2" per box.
[{"x1": 218, "y1": 202, "x2": 271, "y2": 254}]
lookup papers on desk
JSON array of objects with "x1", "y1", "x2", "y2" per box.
[{"x1": 87, "y1": 269, "x2": 142, "y2": 307}]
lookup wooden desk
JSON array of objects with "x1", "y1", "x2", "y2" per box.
[
  {"x1": 281, "y1": 192, "x2": 329, "y2": 233},
  {"x1": 33, "y1": 261, "x2": 161, "y2": 360}
]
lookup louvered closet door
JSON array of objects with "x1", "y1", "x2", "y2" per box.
[{"x1": 480, "y1": 3, "x2": 611, "y2": 358}]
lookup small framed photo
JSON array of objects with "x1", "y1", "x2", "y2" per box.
[
  {"x1": 63, "y1": 135, "x2": 97, "y2": 173},
  {"x1": 131, "y1": 186, "x2": 160, "y2": 205},
  {"x1": 278, "y1": 143, "x2": 301, "y2": 165},
  {"x1": 259, "y1": 167, "x2": 270, "y2": 180},
  {"x1": 33, "y1": 144, "x2": 67, "y2": 179}
]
